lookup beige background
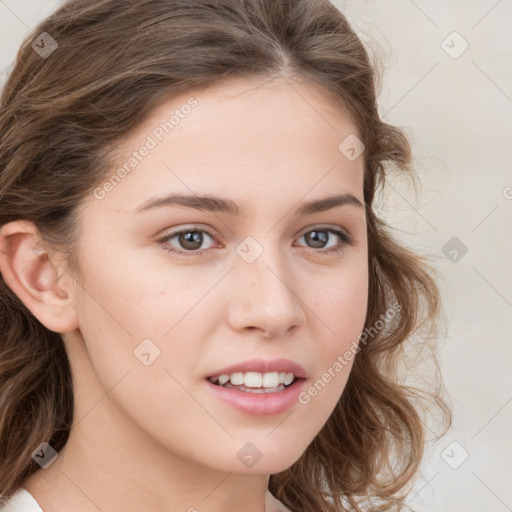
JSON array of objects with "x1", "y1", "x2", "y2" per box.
[{"x1": 1, "y1": 1, "x2": 511, "y2": 511}]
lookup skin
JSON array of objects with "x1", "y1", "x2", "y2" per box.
[{"x1": 0, "y1": 74, "x2": 368, "y2": 512}]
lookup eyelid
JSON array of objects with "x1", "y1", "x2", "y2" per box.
[
  {"x1": 158, "y1": 224, "x2": 220, "y2": 241},
  {"x1": 297, "y1": 223, "x2": 351, "y2": 238}
]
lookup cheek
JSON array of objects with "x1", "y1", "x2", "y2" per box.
[
  {"x1": 71, "y1": 249, "x2": 226, "y2": 405},
  {"x1": 308, "y1": 256, "x2": 369, "y2": 346},
  {"x1": 75, "y1": 247, "x2": 215, "y2": 343},
  {"x1": 71, "y1": 262, "x2": 215, "y2": 453},
  {"x1": 297, "y1": 260, "x2": 368, "y2": 416}
]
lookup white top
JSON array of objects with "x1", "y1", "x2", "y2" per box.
[
  {"x1": 0, "y1": 486, "x2": 293, "y2": 511},
  {"x1": 0, "y1": 488, "x2": 43, "y2": 512}
]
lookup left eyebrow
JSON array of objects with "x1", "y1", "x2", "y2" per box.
[
  {"x1": 131, "y1": 192, "x2": 364, "y2": 216},
  {"x1": 297, "y1": 193, "x2": 364, "y2": 215}
]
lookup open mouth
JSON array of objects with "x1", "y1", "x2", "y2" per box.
[{"x1": 207, "y1": 372, "x2": 303, "y2": 394}]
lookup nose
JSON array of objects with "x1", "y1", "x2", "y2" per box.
[{"x1": 226, "y1": 242, "x2": 306, "y2": 339}]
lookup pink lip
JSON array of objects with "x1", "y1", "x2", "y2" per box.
[
  {"x1": 204, "y1": 378, "x2": 307, "y2": 416},
  {"x1": 206, "y1": 358, "x2": 307, "y2": 379}
]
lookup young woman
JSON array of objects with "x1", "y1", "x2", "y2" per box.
[{"x1": 0, "y1": 0, "x2": 451, "y2": 511}]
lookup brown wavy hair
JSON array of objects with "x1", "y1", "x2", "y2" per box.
[{"x1": 0, "y1": 0, "x2": 451, "y2": 510}]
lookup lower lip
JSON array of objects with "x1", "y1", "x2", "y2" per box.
[{"x1": 204, "y1": 378, "x2": 307, "y2": 416}]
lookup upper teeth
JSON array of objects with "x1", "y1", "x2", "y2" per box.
[{"x1": 210, "y1": 371, "x2": 295, "y2": 388}]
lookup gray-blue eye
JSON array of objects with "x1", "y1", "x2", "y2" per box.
[
  {"x1": 295, "y1": 228, "x2": 352, "y2": 255},
  {"x1": 158, "y1": 228, "x2": 216, "y2": 254},
  {"x1": 157, "y1": 226, "x2": 352, "y2": 257}
]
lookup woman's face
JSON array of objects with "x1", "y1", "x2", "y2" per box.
[{"x1": 66, "y1": 75, "x2": 368, "y2": 474}]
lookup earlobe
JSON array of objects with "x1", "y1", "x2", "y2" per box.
[{"x1": 0, "y1": 220, "x2": 78, "y2": 333}]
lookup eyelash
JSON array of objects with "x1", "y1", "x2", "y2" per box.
[{"x1": 156, "y1": 225, "x2": 353, "y2": 257}]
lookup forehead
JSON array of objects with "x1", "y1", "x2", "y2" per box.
[
  {"x1": 148, "y1": 74, "x2": 359, "y2": 140},
  {"x1": 88, "y1": 75, "x2": 365, "y2": 216}
]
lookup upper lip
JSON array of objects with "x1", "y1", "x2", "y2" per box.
[{"x1": 207, "y1": 358, "x2": 307, "y2": 379}]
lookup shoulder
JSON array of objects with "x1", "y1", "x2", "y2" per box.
[{"x1": 0, "y1": 488, "x2": 43, "y2": 512}]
